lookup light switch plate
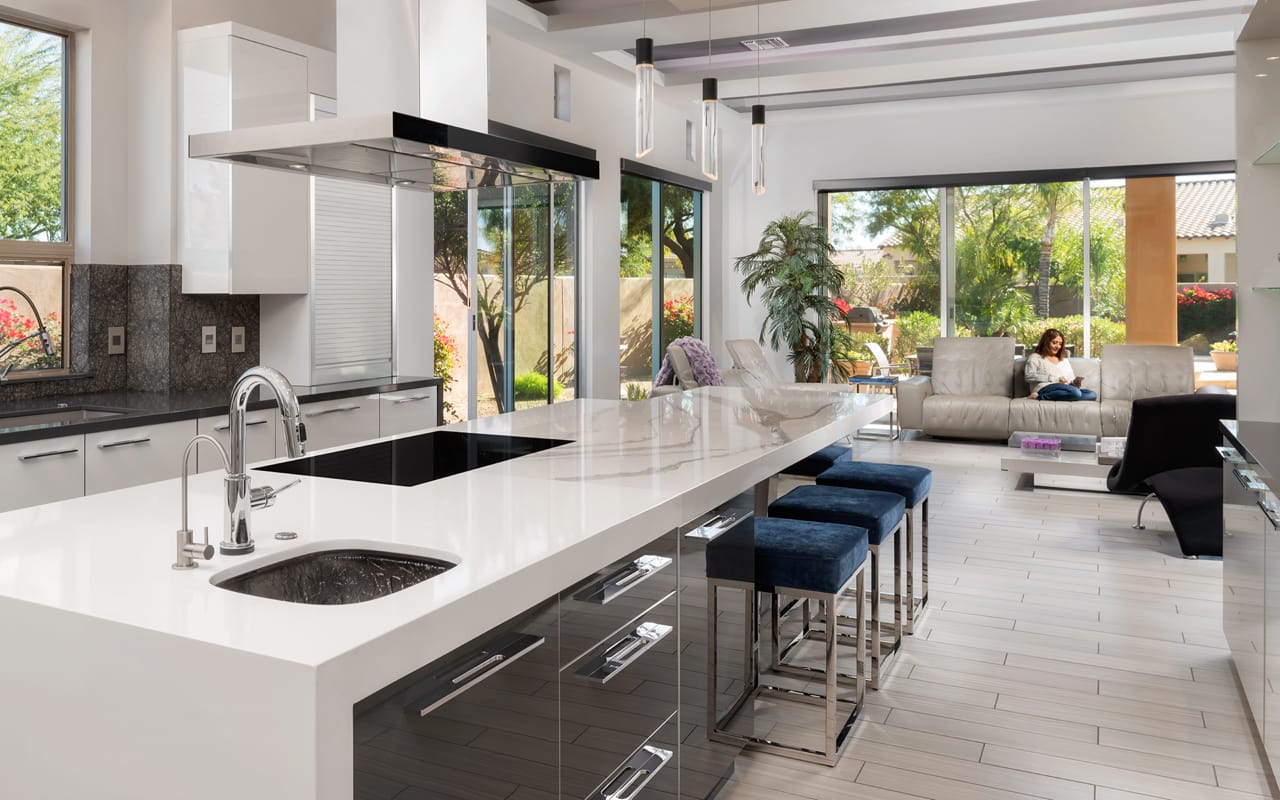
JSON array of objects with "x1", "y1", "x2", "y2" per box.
[
  {"x1": 201, "y1": 326, "x2": 217, "y2": 354},
  {"x1": 107, "y1": 326, "x2": 125, "y2": 355},
  {"x1": 231, "y1": 326, "x2": 245, "y2": 354}
]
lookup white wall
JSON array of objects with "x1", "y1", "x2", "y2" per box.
[
  {"x1": 719, "y1": 75, "x2": 1236, "y2": 379},
  {"x1": 487, "y1": 27, "x2": 723, "y2": 399},
  {"x1": 1236, "y1": 39, "x2": 1280, "y2": 422},
  {"x1": 172, "y1": 0, "x2": 333, "y2": 51}
]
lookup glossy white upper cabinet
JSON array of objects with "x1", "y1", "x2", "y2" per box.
[{"x1": 179, "y1": 25, "x2": 314, "y2": 294}]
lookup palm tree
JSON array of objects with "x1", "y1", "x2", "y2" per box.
[
  {"x1": 734, "y1": 212, "x2": 846, "y2": 382},
  {"x1": 1033, "y1": 182, "x2": 1077, "y2": 318}
]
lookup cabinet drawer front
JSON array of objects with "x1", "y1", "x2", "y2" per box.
[
  {"x1": 196, "y1": 413, "x2": 278, "y2": 472},
  {"x1": 564, "y1": 710, "x2": 680, "y2": 800},
  {"x1": 379, "y1": 388, "x2": 439, "y2": 437},
  {"x1": 0, "y1": 434, "x2": 85, "y2": 512},
  {"x1": 561, "y1": 529, "x2": 679, "y2": 666},
  {"x1": 299, "y1": 395, "x2": 379, "y2": 452},
  {"x1": 84, "y1": 420, "x2": 196, "y2": 495},
  {"x1": 353, "y1": 596, "x2": 560, "y2": 800},
  {"x1": 561, "y1": 594, "x2": 679, "y2": 794}
]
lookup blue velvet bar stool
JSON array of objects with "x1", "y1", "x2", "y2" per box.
[
  {"x1": 706, "y1": 517, "x2": 868, "y2": 766},
  {"x1": 768, "y1": 484, "x2": 905, "y2": 690},
  {"x1": 817, "y1": 461, "x2": 932, "y2": 635},
  {"x1": 757, "y1": 443, "x2": 853, "y2": 514}
]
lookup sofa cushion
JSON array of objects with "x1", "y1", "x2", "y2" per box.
[
  {"x1": 922, "y1": 395, "x2": 1011, "y2": 439},
  {"x1": 1009, "y1": 397, "x2": 1101, "y2": 436},
  {"x1": 931, "y1": 337, "x2": 1015, "y2": 397},
  {"x1": 1100, "y1": 345, "x2": 1194, "y2": 401},
  {"x1": 1100, "y1": 399, "x2": 1132, "y2": 438}
]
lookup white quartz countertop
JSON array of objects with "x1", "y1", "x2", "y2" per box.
[{"x1": 0, "y1": 388, "x2": 890, "y2": 670}]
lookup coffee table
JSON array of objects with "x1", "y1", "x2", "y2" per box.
[{"x1": 1001, "y1": 432, "x2": 1113, "y2": 490}]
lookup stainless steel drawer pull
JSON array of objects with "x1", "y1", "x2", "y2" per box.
[
  {"x1": 1236, "y1": 468, "x2": 1269, "y2": 493},
  {"x1": 98, "y1": 437, "x2": 151, "y2": 449},
  {"x1": 19, "y1": 447, "x2": 79, "y2": 461},
  {"x1": 1262, "y1": 500, "x2": 1280, "y2": 529},
  {"x1": 594, "y1": 744, "x2": 673, "y2": 800},
  {"x1": 213, "y1": 420, "x2": 268, "y2": 432},
  {"x1": 578, "y1": 622, "x2": 673, "y2": 684},
  {"x1": 1217, "y1": 446, "x2": 1247, "y2": 465},
  {"x1": 574, "y1": 554, "x2": 672, "y2": 605},
  {"x1": 406, "y1": 632, "x2": 544, "y2": 717},
  {"x1": 304, "y1": 404, "x2": 361, "y2": 418},
  {"x1": 686, "y1": 513, "x2": 744, "y2": 541},
  {"x1": 392, "y1": 394, "x2": 432, "y2": 404}
]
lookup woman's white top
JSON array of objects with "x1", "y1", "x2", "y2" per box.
[{"x1": 1025, "y1": 353, "x2": 1075, "y2": 395}]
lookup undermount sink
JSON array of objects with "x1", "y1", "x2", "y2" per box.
[
  {"x1": 0, "y1": 406, "x2": 127, "y2": 432},
  {"x1": 212, "y1": 546, "x2": 458, "y2": 605}
]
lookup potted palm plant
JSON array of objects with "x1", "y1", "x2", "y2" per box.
[{"x1": 734, "y1": 212, "x2": 847, "y2": 382}]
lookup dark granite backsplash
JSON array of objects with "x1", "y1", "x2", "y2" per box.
[{"x1": 0, "y1": 264, "x2": 259, "y2": 402}]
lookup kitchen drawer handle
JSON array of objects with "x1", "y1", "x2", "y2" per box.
[
  {"x1": 98, "y1": 437, "x2": 151, "y2": 450},
  {"x1": 594, "y1": 744, "x2": 673, "y2": 800},
  {"x1": 19, "y1": 447, "x2": 79, "y2": 462},
  {"x1": 1217, "y1": 446, "x2": 1247, "y2": 465},
  {"x1": 1236, "y1": 468, "x2": 1269, "y2": 493},
  {"x1": 409, "y1": 632, "x2": 544, "y2": 717},
  {"x1": 574, "y1": 555, "x2": 672, "y2": 605},
  {"x1": 213, "y1": 420, "x2": 268, "y2": 432},
  {"x1": 577, "y1": 621, "x2": 673, "y2": 684},
  {"x1": 392, "y1": 394, "x2": 432, "y2": 405},
  {"x1": 304, "y1": 404, "x2": 361, "y2": 418},
  {"x1": 685, "y1": 513, "x2": 744, "y2": 541},
  {"x1": 1262, "y1": 500, "x2": 1280, "y2": 529}
]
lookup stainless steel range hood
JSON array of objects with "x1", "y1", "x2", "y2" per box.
[{"x1": 188, "y1": 111, "x2": 600, "y2": 191}]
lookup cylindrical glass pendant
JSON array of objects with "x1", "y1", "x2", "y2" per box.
[
  {"x1": 635, "y1": 37, "x2": 655, "y2": 158},
  {"x1": 701, "y1": 78, "x2": 719, "y2": 180},
  {"x1": 751, "y1": 104, "x2": 766, "y2": 195}
]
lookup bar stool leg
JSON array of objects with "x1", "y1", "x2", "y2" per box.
[
  {"x1": 893, "y1": 520, "x2": 904, "y2": 646},
  {"x1": 921, "y1": 497, "x2": 930, "y2": 618},
  {"x1": 869, "y1": 542, "x2": 882, "y2": 689},
  {"x1": 904, "y1": 507, "x2": 915, "y2": 635}
]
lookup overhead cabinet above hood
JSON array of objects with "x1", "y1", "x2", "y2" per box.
[{"x1": 188, "y1": 111, "x2": 600, "y2": 191}]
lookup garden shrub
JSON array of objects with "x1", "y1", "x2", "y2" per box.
[
  {"x1": 660, "y1": 295, "x2": 695, "y2": 343},
  {"x1": 893, "y1": 310, "x2": 940, "y2": 356},
  {"x1": 1176, "y1": 285, "x2": 1235, "y2": 343},
  {"x1": 514, "y1": 371, "x2": 564, "y2": 401}
]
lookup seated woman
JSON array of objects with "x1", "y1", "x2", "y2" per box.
[{"x1": 1025, "y1": 328, "x2": 1097, "y2": 401}]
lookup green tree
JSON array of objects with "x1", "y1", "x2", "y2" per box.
[
  {"x1": 0, "y1": 24, "x2": 63, "y2": 241},
  {"x1": 1032, "y1": 182, "x2": 1077, "y2": 318},
  {"x1": 620, "y1": 175, "x2": 696, "y2": 277}
]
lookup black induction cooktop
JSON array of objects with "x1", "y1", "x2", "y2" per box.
[{"x1": 258, "y1": 430, "x2": 573, "y2": 487}]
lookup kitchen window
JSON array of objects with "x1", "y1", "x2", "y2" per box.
[{"x1": 0, "y1": 16, "x2": 72, "y2": 377}]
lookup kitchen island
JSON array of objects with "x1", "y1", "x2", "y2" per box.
[{"x1": 0, "y1": 387, "x2": 892, "y2": 799}]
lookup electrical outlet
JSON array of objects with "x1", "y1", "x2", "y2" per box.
[
  {"x1": 107, "y1": 326, "x2": 125, "y2": 355},
  {"x1": 231, "y1": 326, "x2": 246, "y2": 354},
  {"x1": 201, "y1": 326, "x2": 217, "y2": 354}
]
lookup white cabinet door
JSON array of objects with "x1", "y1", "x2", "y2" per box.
[
  {"x1": 300, "y1": 395, "x2": 379, "y2": 452},
  {"x1": 196, "y1": 412, "x2": 278, "y2": 472},
  {"x1": 0, "y1": 435, "x2": 85, "y2": 513},
  {"x1": 378, "y1": 388, "x2": 439, "y2": 437},
  {"x1": 85, "y1": 420, "x2": 197, "y2": 495}
]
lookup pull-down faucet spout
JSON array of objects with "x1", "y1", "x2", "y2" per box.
[{"x1": 221, "y1": 366, "x2": 307, "y2": 555}]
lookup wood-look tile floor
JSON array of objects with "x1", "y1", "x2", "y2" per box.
[{"x1": 719, "y1": 435, "x2": 1278, "y2": 800}]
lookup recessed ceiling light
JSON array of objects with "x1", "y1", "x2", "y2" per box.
[
  {"x1": 1257, "y1": 73, "x2": 1269, "y2": 78},
  {"x1": 286, "y1": 163, "x2": 307, "y2": 170},
  {"x1": 395, "y1": 179, "x2": 413, "y2": 186},
  {"x1": 1268, "y1": 56, "x2": 1280, "y2": 61}
]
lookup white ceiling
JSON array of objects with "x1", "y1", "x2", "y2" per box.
[{"x1": 489, "y1": 0, "x2": 1254, "y2": 113}]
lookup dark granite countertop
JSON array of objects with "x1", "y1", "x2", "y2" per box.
[
  {"x1": 1221, "y1": 420, "x2": 1280, "y2": 488},
  {"x1": 0, "y1": 376, "x2": 442, "y2": 445}
]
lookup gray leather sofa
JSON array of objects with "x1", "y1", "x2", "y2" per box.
[{"x1": 897, "y1": 338, "x2": 1194, "y2": 440}]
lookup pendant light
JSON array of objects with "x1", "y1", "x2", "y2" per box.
[
  {"x1": 635, "y1": 3, "x2": 654, "y2": 158},
  {"x1": 700, "y1": 2, "x2": 719, "y2": 180},
  {"x1": 750, "y1": 2, "x2": 766, "y2": 195}
]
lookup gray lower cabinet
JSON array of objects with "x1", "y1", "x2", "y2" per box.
[
  {"x1": 353, "y1": 595, "x2": 561, "y2": 800},
  {"x1": 301, "y1": 395, "x2": 380, "y2": 452},
  {"x1": 0, "y1": 434, "x2": 85, "y2": 512},
  {"x1": 1223, "y1": 449, "x2": 1266, "y2": 724},
  {"x1": 196, "y1": 411, "x2": 279, "y2": 472},
  {"x1": 378, "y1": 388, "x2": 440, "y2": 437},
  {"x1": 84, "y1": 419, "x2": 197, "y2": 495}
]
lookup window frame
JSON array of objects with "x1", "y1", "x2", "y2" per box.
[{"x1": 0, "y1": 13, "x2": 75, "y2": 379}]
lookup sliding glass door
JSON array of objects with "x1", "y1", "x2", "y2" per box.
[
  {"x1": 434, "y1": 182, "x2": 580, "y2": 420},
  {"x1": 619, "y1": 173, "x2": 702, "y2": 398}
]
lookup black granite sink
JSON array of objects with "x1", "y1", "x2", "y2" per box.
[
  {"x1": 258, "y1": 429, "x2": 573, "y2": 487},
  {"x1": 214, "y1": 548, "x2": 457, "y2": 604}
]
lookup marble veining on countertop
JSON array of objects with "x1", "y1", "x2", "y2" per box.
[{"x1": 0, "y1": 375, "x2": 441, "y2": 444}]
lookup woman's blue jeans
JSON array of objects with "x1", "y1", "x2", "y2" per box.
[{"x1": 1037, "y1": 383, "x2": 1097, "y2": 401}]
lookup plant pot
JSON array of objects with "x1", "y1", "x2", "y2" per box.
[
  {"x1": 1211, "y1": 351, "x2": 1237, "y2": 371},
  {"x1": 853, "y1": 360, "x2": 873, "y2": 376}
]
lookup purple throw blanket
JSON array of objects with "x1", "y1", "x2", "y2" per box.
[{"x1": 653, "y1": 337, "x2": 724, "y2": 387}]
